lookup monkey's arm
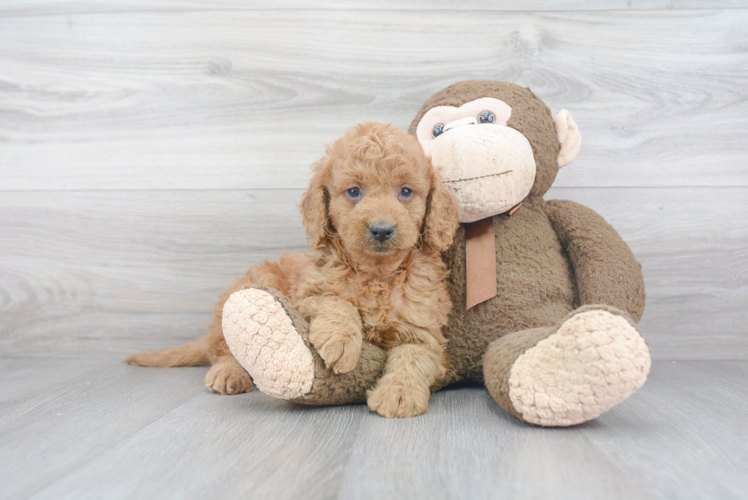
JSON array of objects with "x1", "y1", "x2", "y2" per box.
[{"x1": 545, "y1": 199, "x2": 645, "y2": 322}]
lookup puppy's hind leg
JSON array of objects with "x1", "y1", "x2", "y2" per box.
[
  {"x1": 202, "y1": 253, "x2": 311, "y2": 395},
  {"x1": 367, "y1": 343, "x2": 447, "y2": 418},
  {"x1": 205, "y1": 335, "x2": 254, "y2": 395},
  {"x1": 201, "y1": 275, "x2": 258, "y2": 395}
]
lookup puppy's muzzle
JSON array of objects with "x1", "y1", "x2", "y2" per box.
[{"x1": 369, "y1": 223, "x2": 395, "y2": 243}]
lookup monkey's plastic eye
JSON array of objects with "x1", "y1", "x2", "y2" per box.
[
  {"x1": 346, "y1": 187, "x2": 361, "y2": 199},
  {"x1": 399, "y1": 187, "x2": 413, "y2": 199},
  {"x1": 478, "y1": 110, "x2": 495, "y2": 123},
  {"x1": 432, "y1": 124, "x2": 445, "y2": 138}
]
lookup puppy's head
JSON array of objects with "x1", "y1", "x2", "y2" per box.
[{"x1": 301, "y1": 122, "x2": 458, "y2": 261}]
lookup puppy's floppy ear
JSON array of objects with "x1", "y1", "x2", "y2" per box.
[
  {"x1": 422, "y1": 166, "x2": 460, "y2": 253},
  {"x1": 300, "y1": 156, "x2": 332, "y2": 249}
]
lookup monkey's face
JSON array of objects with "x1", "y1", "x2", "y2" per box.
[{"x1": 415, "y1": 97, "x2": 536, "y2": 223}]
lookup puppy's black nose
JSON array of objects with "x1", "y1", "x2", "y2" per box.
[{"x1": 369, "y1": 224, "x2": 395, "y2": 242}]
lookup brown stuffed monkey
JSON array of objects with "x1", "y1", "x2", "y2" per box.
[{"x1": 222, "y1": 80, "x2": 651, "y2": 426}]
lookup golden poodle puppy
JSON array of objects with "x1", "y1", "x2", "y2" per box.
[{"x1": 126, "y1": 121, "x2": 459, "y2": 418}]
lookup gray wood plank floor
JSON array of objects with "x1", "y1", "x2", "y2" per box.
[{"x1": 1, "y1": 359, "x2": 746, "y2": 500}]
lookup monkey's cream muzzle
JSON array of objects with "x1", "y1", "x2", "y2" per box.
[{"x1": 428, "y1": 124, "x2": 536, "y2": 223}]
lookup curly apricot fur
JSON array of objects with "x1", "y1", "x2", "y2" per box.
[{"x1": 126, "y1": 122, "x2": 459, "y2": 408}]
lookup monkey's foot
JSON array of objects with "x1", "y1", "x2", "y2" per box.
[
  {"x1": 222, "y1": 288, "x2": 315, "y2": 400},
  {"x1": 508, "y1": 309, "x2": 651, "y2": 426}
]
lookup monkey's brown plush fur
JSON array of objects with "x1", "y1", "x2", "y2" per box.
[
  {"x1": 127, "y1": 122, "x2": 459, "y2": 418},
  {"x1": 421, "y1": 84, "x2": 646, "y2": 387},
  {"x1": 215, "y1": 80, "x2": 651, "y2": 426}
]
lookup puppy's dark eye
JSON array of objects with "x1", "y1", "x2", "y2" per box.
[
  {"x1": 478, "y1": 110, "x2": 495, "y2": 123},
  {"x1": 432, "y1": 124, "x2": 445, "y2": 138},
  {"x1": 399, "y1": 187, "x2": 413, "y2": 199},
  {"x1": 346, "y1": 187, "x2": 361, "y2": 199}
]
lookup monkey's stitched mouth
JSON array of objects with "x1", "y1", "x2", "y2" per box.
[{"x1": 443, "y1": 170, "x2": 513, "y2": 184}]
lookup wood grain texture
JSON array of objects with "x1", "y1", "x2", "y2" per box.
[
  {"x1": 0, "y1": 190, "x2": 308, "y2": 357},
  {"x1": 0, "y1": 360, "x2": 204, "y2": 499},
  {"x1": 1, "y1": 9, "x2": 747, "y2": 190},
  {"x1": 337, "y1": 360, "x2": 748, "y2": 500},
  {"x1": 587, "y1": 361, "x2": 748, "y2": 499},
  {"x1": 29, "y1": 376, "x2": 367, "y2": 500},
  {"x1": 1, "y1": 359, "x2": 746, "y2": 499},
  {"x1": 3, "y1": 1, "x2": 748, "y2": 17},
  {"x1": 0, "y1": 187, "x2": 745, "y2": 360}
]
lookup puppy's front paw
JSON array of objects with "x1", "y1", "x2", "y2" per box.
[
  {"x1": 205, "y1": 362, "x2": 253, "y2": 395},
  {"x1": 309, "y1": 314, "x2": 362, "y2": 374},
  {"x1": 367, "y1": 375, "x2": 430, "y2": 418}
]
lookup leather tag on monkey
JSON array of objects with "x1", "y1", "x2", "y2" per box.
[
  {"x1": 464, "y1": 217, "x2": 497, "y2": 310},
  {"x1": 464, "y1": 203, "x2": 522, "y2": 310}
]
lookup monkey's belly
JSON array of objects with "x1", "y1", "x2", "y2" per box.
[{"x1": 440, "y1": 207, "x2": 578, "y2": 383}]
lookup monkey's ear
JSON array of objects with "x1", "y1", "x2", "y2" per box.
[
  {"x1": 554, "y1": 110, "x2": 581, "y2": 168},
  {"x1": 422, "y1": 167, "x2": 460, "y2": 253},
  {"x1": 300, "y1": 158, "x2": 331, "y2": 249}
]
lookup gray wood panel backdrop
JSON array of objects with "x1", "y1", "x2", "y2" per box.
[{"x1": 1, "y1": 1, "x2": 746, "y2": 361}]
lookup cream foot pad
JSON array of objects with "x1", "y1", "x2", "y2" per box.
[
  {"x1": 508, "y1": 310, "x2": 651, "y2": 426},
  {"x1": 222, "y1": 288, "x2": 314, "y2": 400}
]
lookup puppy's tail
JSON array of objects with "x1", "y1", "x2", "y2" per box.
[{"x1": 124, "y1": 335, "x2": 211, "y2": 367}]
